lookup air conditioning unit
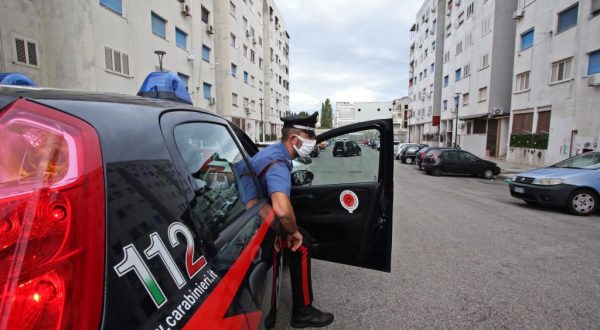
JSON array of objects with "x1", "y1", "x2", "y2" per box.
[
  {"x1": 180, "y1": 3, "x2": 191, "y2": 16},
  {"x1": 492, "y1": 107, "x2": 503, "y2": 115},
  {"x1": 588, "y1": 73, "x2": 600, "y2": 86},
  {"x1": 209, "y1": 97, "x2": 216, "y2": 105},
  {"x1": 513, "y1": 8, "x2": 524, "y2": 19},
  {"x1": 206, "y1": 25, "x2": 214, "y2": 34}
]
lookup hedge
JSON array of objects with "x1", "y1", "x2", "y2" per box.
[{"x1": 510, "y1": 133, "x2": 549, "y2": 149}]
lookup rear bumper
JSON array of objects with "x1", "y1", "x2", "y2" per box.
[{"x1": 508, "y1": 182, "x2": 577, "y2": 207}]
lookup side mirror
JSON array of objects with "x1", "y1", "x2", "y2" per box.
[{"x1": 292, "y1": 170, "x2": 314, "y2": 186}]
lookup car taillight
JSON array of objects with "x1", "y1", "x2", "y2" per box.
[{"x1": 0, "y1": 99, "x2": 105, "y2": 330}]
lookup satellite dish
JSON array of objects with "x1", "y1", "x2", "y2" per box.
[{"x1": 187, "y1": 52, "x2": 196, "y2": 61}]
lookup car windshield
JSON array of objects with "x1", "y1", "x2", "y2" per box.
[{"x1": 551, "y1": 152, "x2": 600, "y2": 169}]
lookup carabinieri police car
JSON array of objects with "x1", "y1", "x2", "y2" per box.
[{"x1": 0, "y1": 72, "x2": 394, "y2": 329}]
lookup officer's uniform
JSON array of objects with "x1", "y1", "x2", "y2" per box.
[{"x1": 247, "y1": 112, "x2": 319, "y2": 309}]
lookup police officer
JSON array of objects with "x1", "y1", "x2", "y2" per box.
[{"x1": 249, "y1": 111, "x2": 334, "y2": 328}]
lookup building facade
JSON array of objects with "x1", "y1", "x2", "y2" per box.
[
  {"x1": 408, "y1": 0, "x2": 518, "y2": 159},
  {"x1": 507, "y1": 0, "x2": 600, "y2": 166},
  {"x1": 0, "y1": 0, "x2": 288, "y2": 141},
  {"x1": 334, "y1": 100, "x2": 409, "y2": 141}
]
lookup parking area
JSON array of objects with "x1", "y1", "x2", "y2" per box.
[{"x1": 273, "y1": 161, "x2": 600, "y2": 329}]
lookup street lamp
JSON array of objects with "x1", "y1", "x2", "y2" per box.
[
  {"x1": 259, "y1": 98, "x2": 265, "y2": 142},
  {"x1": 454, "y1": 93, "x2": 460, "y2": 148},
  {"x1": 154, "y1": 50, "x2": 166, "y2": 72}
]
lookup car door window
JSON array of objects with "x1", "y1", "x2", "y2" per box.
[
  {"x1": 443, "y1": 150, "x2": 458, "y2": 160},
  {"x1": 308, "y1": 129, "x2": 378, "y2": 185},
  {"x1": 458, "y1": 151, "x2": 477, "y2": 161},
  {"x1": 173, "y1": 123, "x2": 257, "y2": 237}
]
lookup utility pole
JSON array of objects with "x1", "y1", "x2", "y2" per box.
[
  {"x1": 454, "y1": 93, "x2": 460, "y2": 148},
  {"x1": 259, "y1": 98, "x2": 265, "y2": 142}
]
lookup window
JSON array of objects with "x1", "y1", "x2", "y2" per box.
[
  {"x1": 202, "y1": 45, "x2": 211, "y2": 62},
  {"x1": 588, "y1": 50, "x2": 600, "y2": 75},
  {"x1": 175, "y1": 28, "x2": 187, "y2": 49},
  {"x1": 480, "y1": 53, "x2": 489, "y2": 69},
  {"x1": 431, "y1": 63, "x2": 435, "y2": 73},
  {"x1": 456, "y1": 41, "x2": 463, "y2": 55},
  {"x1": 466, "y1": 2, "x2": 474, "y2": 17},
  {"x1": 472, "y1": 119, "x2": 487, "y2": 134},
  {"x1": 232, "y1": 93, "x2": 238, "y2": 106},
  {"x1": 455, "y1": 68, "x2": 462, "y2": 81},
  {"x1": 230, "y1": 1, "x2": 236, "y2": 17},
  {"x1": 203, "y1": 83, "x2": 212, "y2": 100},
  {"x1": 243, "y1": 71, "x2": 249, "y2": 84},
  {"x1": 462, "y1": 92, "x2": 470, "y2": 105},
  {"x1": 446, "y1": 23, "x2": 452, "y2": 37},
  {"x1": 14, "y1": 36, "x2": 38, "y2": 67},
  {"x1": 104, "y1": 46, "x2": 130, "y2": 75},
  {"x1": 512, "y1": 112, "x2": 533, "y2": 133},
  {"x1": 444, "y1": 51, "x2": 450, "y2": 63},
  {"x1": 520, "y1": 29, "x2": 534, "y2": 50},
  {"x1": 259, "y1": 58, "x2": 263, "y2": 69},
  {"x1": 424, "y1": 68, "x2": 427, "y2": 78},
  {"x1": 465, "y1": 33, "x2": 473, "y2": 47},
  {"x1": 557, "y1": 4, "x2": 578, "y2": 33},
  {"x1": 231, "y1": 63, "x2": 237, "y2": 77},
  {"x1": 463, "y1": 64, "x2": 471, "y2": 77},
  {"x1": 515, "y1": 71, "x2": 530, "y2": 92},
  {"x1": 479, "y1": 87, "x2": 488, "y2": 102},
  {"x1": 537, "y1": 111, "x2": 551, "y2": 133},
  {"x1": 151, "y1": 13, "x2": 166, "y2": 38},
  {"x1": 593, "y1": 0, "x2": 600, "y2": 17},
  {"x1": 250, "y1": 49, "x2": 256, "y2": 63},
  {"x1": 243, "y1": 16, "x2": 248, "y2": 30},
  {"x1": 443, "y1": 75, "x2": 449, "y2": 87},
  {"x1": 177, "y1": 73, "x2": 189, "y2": 91},
  {"x1": 551, "y1": 57, "x2": 573, "y2": 83},
  {"x1": 230, "y1": 33, "x2": 237, "y2": 47},
  {"x1": 243, "y1": 44, "x2": 248, "y2": 58},
  {"x1": 432, "y1": 41, "x2": 436, "y2": 50},
  {"x1": 458, "y1": 151, "x2": 477, "y2": 161},
  {"x1": 443, "y1": 100, "x2": 448, "y2": 111},
  {"x1": 100, "y1": 0, "x2": 122, "y2": 15},
  {"x1": 201, "y1": 6, "x2": 210, "y2": 24},
  {"x1": 482, "y1": 17, "x2": 492, "y2": 36},
  {"x1": 312, "y1": 129, "x2": 379, "y2": 185},
  {"x1": 173, "y1": 123, "x2": 254, "y2": 236}
]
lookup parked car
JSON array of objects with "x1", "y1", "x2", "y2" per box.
[
  {"x1": 509, "y1": 151, "x2": 600, "y2": 216},
  {"x1": 333, "y1": 140, "x2": 362, "y2": 156},
  {"x1": 416, "y1": 147, "x2": 452, "y2": 169},
  {"x1": 399, "y1": 145, "x2": 427, "y2": 164},
  {"x1": 0, "y1": 73, "x2": 395, "y2": 329},
  {"x1": 395, "y1": 143, "x2": 420, "y2": 160},
  {"x1": 371, "y1": 139, "x2": 380, "y2": 150},
  {"x1": 422, "y1": 149, "x2": 501, "y2": 179}
]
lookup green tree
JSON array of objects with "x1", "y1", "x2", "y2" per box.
[
  {"x1": 321, "y1": 98, "x2": 333, "y2": 128},
  {"x1": 297, "y1": 111, "x2": 310, "y2": 117}
]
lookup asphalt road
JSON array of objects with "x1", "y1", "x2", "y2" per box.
[{"x1": 272, "y1": 160, "x2": 600, "y2": 329}]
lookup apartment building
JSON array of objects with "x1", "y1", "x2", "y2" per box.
[
  {"x1": 334, "y1": 100, "x2": 408, "y2": 140},
  {"x1": 0, "y1": 0, "x2": 288, "y2": 141},
  {"x1": 408, "y1": 0, "x2": 518, "y2": 158},
  {"x1": 508, "y1": 0, "x2": 600, "y2": 166},
  {"x1": 408, "y1": 0, "x2": 446, "y2": 146}
]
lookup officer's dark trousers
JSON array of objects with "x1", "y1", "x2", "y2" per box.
[{"x1": 281, "y1": 228, "x2": 313, "y2": 307}]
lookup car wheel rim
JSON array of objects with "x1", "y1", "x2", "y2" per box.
[
  {"x1": 406, "y1": 158, "x2": 412, "y2": 164},
  {"x1": 572, "y1": 193, "x2": 595, "y2": 214},
  {"x1": 484, "y1": 170, "x2": 493, "y2": 179}
]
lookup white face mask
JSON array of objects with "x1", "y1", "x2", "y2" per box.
[{"x1": 292, "y1": 134, "x2": 317, "y2": 158}]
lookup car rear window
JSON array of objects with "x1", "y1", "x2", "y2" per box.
[{"x1": 334, "y1": 141, "x2": 345, "y2": 148}]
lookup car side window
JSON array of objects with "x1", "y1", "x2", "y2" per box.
[
  {"x1": 444, "y1": 150, "x2": 458, "y2": 160},
  {"x1": 173, "y1": 123, "x2": 256, "y2": 236},
  {"x1": 458, "y1": 151, "x2": 476, "y2": 161},
  {"x1": 309, "y1": 129, "x2": 379, "y2": 185}
]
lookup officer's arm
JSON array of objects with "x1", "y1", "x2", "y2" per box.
[{"x1": 271, "y1": 192, "x2": 299, "y2": 234}]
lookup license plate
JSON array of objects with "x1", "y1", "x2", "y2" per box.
[{"x1": 514, "y1": 187, "x2": 525, "y2": 193}]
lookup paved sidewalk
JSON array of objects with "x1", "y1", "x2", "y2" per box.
[{"x1": 484, "y1": 158, "x2": 539, "y2": 180}]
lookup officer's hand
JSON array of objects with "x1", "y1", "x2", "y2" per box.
[{"x1": 288, "y1": 231, "x2": 303, "y2": 252}]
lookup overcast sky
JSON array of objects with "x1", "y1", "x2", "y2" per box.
[{"x1": 277, "y1": 0, "x2": 422, "y2": 114}]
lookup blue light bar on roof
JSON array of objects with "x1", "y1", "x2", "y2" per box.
[
  {"x1": 0, "y1": 73, "x2": 37, "y2": 87},
  {"x1": 137, "y1": 71, "x2": 193, "y2": 105}
]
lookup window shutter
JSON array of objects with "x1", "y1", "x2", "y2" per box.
[
  {"x1": 26, "y1": 41, "x2": 37, "y2": 66},
  {"x1": 551, "y1": 63, "x2": 558, "y2": 82},
  {"x1": 15, "y1": 38, "x2": 27, "y2": 63},
  {"x1": 114, "y1": 50, "x2": 122, "y2": 73},
  {"x1": 564, "y1": 58, "x2": 572, "y2": 79},
  {"x1": 122, "y1": 53, "x2": 129, "y2": 75},
  {"x1": 105, "y1": 46, "x2": 113, "y2": 70}
]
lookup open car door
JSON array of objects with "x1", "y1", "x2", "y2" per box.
[{"x1": 291, "y1": 119, "x2": 394, "y2": 272}]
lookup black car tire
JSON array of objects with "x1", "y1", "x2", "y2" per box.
[
  {"x1": 565, "y1": 189, "x2": 598, "y2": 216},
  {"x1": 431, "y1": 167, "x2": 441, "y2": 176},
  {"x1": 401, "y1": 158, "x2": 406, "y2": 164},
  {"x1": 358, "y1": 150, "x2": 362, "y2": 156},
  {"x1": 482, "y1": 168, "x2": 495, "y2": 180}
]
